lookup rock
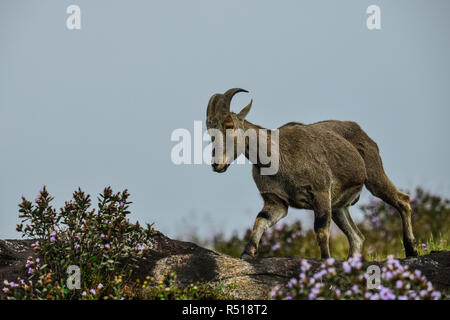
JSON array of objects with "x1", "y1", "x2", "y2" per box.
[
  {"x1": 135, "y1": 232, "x2": 450, "y2": 299},
  {"x1": 0, "y1": 239, "x2": 34, "y2": 284},
  {"x1": 1, "y1": 233, "x2": 449, "y2": 299}
]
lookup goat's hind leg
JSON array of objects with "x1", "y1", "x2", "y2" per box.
[
  {"x1": 365, "y1": 171, "x2": 418, "y2": 257},
  {"x1": 241, "y1": 193, "x2": 288, "y2": 260},
  {"x1": 332, "y1": 207, "x2": 365, "y2": 258}
]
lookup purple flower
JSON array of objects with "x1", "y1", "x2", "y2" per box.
[
  {"x1": 50, "y1": 236, "x2": 56, "y2": 243},
  {"x1": 270, "y1": 285, "x2": 280, "y2": 298},
  {"x1": 301, "y1": 260, "x2": 311, "y2": 272},
  {"x1": 342, "y1": 261, "x2": 351, "y2": 273},
  {"x1": 379, "y1": 286, "x2": 395, "y2": 300},
  {"x1": 271, "y1": 242, "x2": 281, "y2": 251},
  {"x1": 370, "y1": 216, "x2": 382, "y2": 228},
  {"x1": 431, "y1": 291, "x2": 441, "y2": 300},
  {"x1": 89, "y1": 289, "x2": 96, "y2": 295},
  {"x1": 288, "y1": 278, "x2": 298, "y2": 288},
  {"x1": 385, "y1": 271, "x2": 392, "y2": 280}
]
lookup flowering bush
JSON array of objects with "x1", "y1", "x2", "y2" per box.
[
  {"x1": 270, "y1": 255, "x2": 442, "y2": 300},
  {"x1": 2, "y1": 187, "x2": 239, "y2": 300},
  {"x1": 4, "y1": 186, "x2": 155, "y2": 299}
]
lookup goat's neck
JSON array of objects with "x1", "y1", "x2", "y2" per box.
[{"x1": 242, "y1": 120, "x2": 273, "y2": 167}]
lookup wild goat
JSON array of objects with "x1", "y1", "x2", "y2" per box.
[{"x1": 206, "y1": 88, "x2": 418, "y2": 259}]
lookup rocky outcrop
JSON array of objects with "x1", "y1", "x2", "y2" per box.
[{"x1": 1, "y1": 233, "x2": 449, "y2": 299}]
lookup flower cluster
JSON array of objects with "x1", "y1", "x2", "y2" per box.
[
  {"x1": 3, "y1": 273, "x2": 63, "y2": 300},
  {"x1": 271, "y1": 254, "x2": 442, "y2": 300},
  {"x1": 24, "y1": 256, "x2": 40, "y2": 276}
]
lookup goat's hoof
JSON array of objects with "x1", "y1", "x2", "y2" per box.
[
  {"x1": 405, "y1": 249, "x2": 419, "y2": 257},
  {"x1": 241, "y1": 253, "x2": 254, "y2": 260}
]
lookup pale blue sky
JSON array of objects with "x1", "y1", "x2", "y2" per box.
[{"x1": 1, "y1": 1, "x2": 449, "y2": 240}]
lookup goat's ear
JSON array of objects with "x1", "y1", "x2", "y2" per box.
[{"x1": 237, "y1": 99, "x2": 253, "y2": 121}]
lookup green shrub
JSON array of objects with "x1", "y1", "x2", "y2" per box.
[{"x1": 2, "y1": 186, "x2": 238, "y2": 300}]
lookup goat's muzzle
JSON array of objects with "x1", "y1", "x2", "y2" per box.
[{"x1": 212, "y1": 163, "x2": 230, "y2": 173}]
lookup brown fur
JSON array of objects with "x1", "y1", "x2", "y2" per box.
[{"x1": 206, "y1": 88, "x2": 418, "y2": 259}]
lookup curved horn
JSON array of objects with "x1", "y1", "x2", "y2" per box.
[
  {"x1": 206, "y1": 88, "x2": 249, "y2": 127},
  {"x1": 224, "y1": 88, "x2": 249, "y2": 109}
]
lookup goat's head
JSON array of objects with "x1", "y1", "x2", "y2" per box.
[{"x1": 206, "y1": 88, "x2": 253, "y2": 173}]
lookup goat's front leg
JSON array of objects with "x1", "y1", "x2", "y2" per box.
[
  {"x1": 313, "y1": 191, "x2": 332, "y2": 259},
  {"x1": 241, "y1": 194, "x2": 288, "y2": 260}
]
